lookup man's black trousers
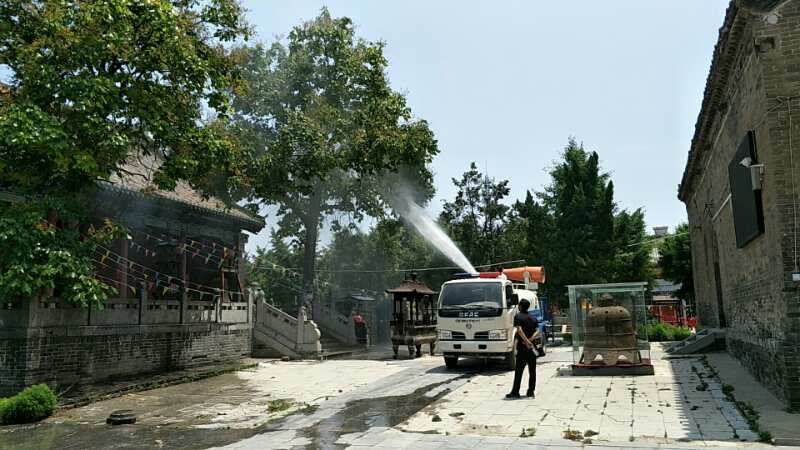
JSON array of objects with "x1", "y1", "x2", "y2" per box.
[{"x1": 510, "y1": 348, "x2": 537, "y2": 394}]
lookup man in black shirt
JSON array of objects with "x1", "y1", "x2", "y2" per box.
[{"x1": 506, "y1": 298, "x2": 540, "y2": 399}]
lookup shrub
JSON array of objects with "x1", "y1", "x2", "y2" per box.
[
  {"x1": 672, "y1": 326, "x2": 692, "y2": 341},
  {"x1": 647, "y1": 323, "x2": 692, "y2": 342},
  {"x1": 0, "y1": 384, "x2": 58, "y2": 425}
]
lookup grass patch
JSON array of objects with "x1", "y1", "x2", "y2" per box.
[
  {"x1": 0, "y1": 384, "x2": 58, "y2": 425},
  {"x1": 266, "y1": 399, "x2": 294, "y2": 413}
]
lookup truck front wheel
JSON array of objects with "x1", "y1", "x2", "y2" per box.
[
  {"x1": 444, "y1": 355, "x2": 458, "y2": 369},
  {"x1": 505, "y1": 343, "x2": 517, "y2": 371}
]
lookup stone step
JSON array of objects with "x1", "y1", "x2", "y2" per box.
[{"x1": 665, "y1": 328, "x2": 725, "y2": 354}]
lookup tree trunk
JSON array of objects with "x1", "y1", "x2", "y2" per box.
[{"x1": 301, "y1": 196, "x2": 322, "y2": 314}]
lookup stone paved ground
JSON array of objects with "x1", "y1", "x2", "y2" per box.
[
  {"x1": 218, "y1": 347, "x2": 792, "y2": 450},
  {"x1": 4, "y1": 347, "x2": 794, "y2": 449},
  {"x1": 398, "y1": 350, "x2": 756, "y2": 444}
]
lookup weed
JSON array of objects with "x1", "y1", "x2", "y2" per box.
[
  {"x1": 758, "y1": 430, "x2": 773, "y2": 443},
  {"x1": 267, "y1": 399, "x2": 294, "y2": 413},
  {"x1": 722, "y1": 384, "x2": 735, "y2": 397},
  {"x1": 584, "y1": 429, "x2": 598, "y2": 437},
  {"x1": 563, "y1": 428, "x2": 583, "y2": 441},
  {"x1": 520, "y1": 427, "x2": 536, "y2": 438}
]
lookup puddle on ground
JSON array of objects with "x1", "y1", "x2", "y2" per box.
[{"x1": 292, "y1": 377, "x2": 465, "y2": 450}]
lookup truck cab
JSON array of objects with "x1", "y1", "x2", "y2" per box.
[{"x1": 437, "y1": 272, "x2": 538, "y2": 369}]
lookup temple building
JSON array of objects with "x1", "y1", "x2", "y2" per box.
[{"x1": 0, "y1": 157, "x2": 264, "y2": 396}]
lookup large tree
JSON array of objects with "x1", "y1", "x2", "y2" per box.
[
  {"x1": 538, "y1": 138, "x2": 615, "y2": 294},
  {"x1": 231, "y1": 10, "x2": 438, "y2": 308},
  {"x1": 0, "y1": 0, "x2": 250, "y2": 307},
  {"x1": 315, "y1": 218, "x2": 451, "y2": 302},
  {"x1": 0, "y1": 0, "x2": 250, "y2": 196},
  {"x1": 659, "y1": 223, "x2": 694, "y2": 308},
  {"x1": 440, "y1": 162, "x2": 511, "y2": 266},
  {"x1": 534, "y1": 138, "x2": 652, "y2": 305}
]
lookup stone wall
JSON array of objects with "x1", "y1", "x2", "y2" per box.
[
  {"x1": 0, "y1": 297, "x2": 251, "y2": 397},
  {"x1": 681, "y1": 0, "x2": 800, "y2": 409}
]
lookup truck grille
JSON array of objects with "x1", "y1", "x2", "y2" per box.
[
  {"x1": 451, "y1": 331, "x2": 466, "y2": 340},
  {"x1": 473, "y1": 331, "x2": 489, "y2": 340}
]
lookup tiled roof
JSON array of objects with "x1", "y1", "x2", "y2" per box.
[
  {"x1": 386, "y1": 276, "x2": 437, "y2": 295},
  {"x1": 102, "y1": 155, "x2": 264, "y2": 232}
]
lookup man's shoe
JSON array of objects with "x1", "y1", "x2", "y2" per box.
[
  {"x1": 526, "y1": 390, "x2": 535, "y2": 398},
  {"x1": 506, "y1": 392, "x2": 521, "y2": 399}
]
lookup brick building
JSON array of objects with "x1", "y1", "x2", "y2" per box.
[{"x1": 678, "y1": 0, "x2": 800, "y2": 409}]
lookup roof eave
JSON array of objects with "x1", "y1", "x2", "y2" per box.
[
  {"x1": 679, "y1": 1, "x2": 746, "y2": 202},
  {"x1": 98, "y1": 183, "x2": 265, "y2": 232}
]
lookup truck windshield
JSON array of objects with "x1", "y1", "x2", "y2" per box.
[{"x1": 439, "y1": 282, "x2": 503, "y2": 309}]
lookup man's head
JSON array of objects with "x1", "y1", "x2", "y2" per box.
[{"x1": 518, "y1": 298, "x2": 530, "y2": 313}]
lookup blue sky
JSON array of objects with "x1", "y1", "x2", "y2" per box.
[{"x1": 242, "y1": 1, "x2": 730, "y2": 252}]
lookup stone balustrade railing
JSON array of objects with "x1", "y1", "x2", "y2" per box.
[{"x1": 253, "y1": 291, "x2": 321, "y2": 358}]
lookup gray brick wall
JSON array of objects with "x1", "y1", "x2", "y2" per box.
[
  {"x1": 682, "y1": 0, "x2": 800, "y2": 409},
  {"x1": 0, "y1": 325, "x2": 251, "y2": 397}
]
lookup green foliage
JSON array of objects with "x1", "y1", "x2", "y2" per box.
[
  {"x1": 506, "y1": 191, "x2": 554, "y2": 268},
  {"x1": 440, "y1": 162, "x2": 511, "y2": 266},
  {"x1": 247, "y1": 230, "x2": 304, "y2": 315},
  {"x1": 0, "y1": 0, "x2": 250, "y2": 307},
  {"x1": 535, "y1": 139, "x2": 653, "y2": 305},
  {"x1": 646, "y1": 322, "x2": 692, "y2": 341},
  {"x1": 0, "y1": 0, "x2": 251, "y2": 197},
  {"x1": 0, "y1": 384, "x2": 58, "y2": 425},
  {"x1": 490, "y1": 139, "x2": 653, "y2": 306},
  {"x1": 0, "y1": 202, "x2": 121, "y2": 308},
  {"x1": 231, "y1": 9, "x2": 438, "y2": 305},
  {"x1": 659, "y1": 223, "x2": 695, "y2": 307},
  {"x1": 722, "y1": 384, "x2": 735, "y2": 396},
  {"x1": 315, "y1": 218, "x2": 451, "y2": 302}
]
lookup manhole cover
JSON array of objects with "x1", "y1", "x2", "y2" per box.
[{"x1": 107, "y1": 410, "x2": 136, "y2": 425}]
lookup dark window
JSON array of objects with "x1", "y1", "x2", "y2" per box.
[{"x1": 728, "y1": 131, "x2": 764, "y2": 248}]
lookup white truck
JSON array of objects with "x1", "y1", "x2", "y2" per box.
[{"x1": 436, "y1": 268, "x2": 545, "y2": 370}]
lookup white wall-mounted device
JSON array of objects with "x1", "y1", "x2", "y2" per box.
[{"x1": 739, "y1": 157, "x2": 765, "y2": 191}]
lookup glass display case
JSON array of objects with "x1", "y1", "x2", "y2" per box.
[{"x1": 567, "y1": 282, "x2": 653, "y2": 375}]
